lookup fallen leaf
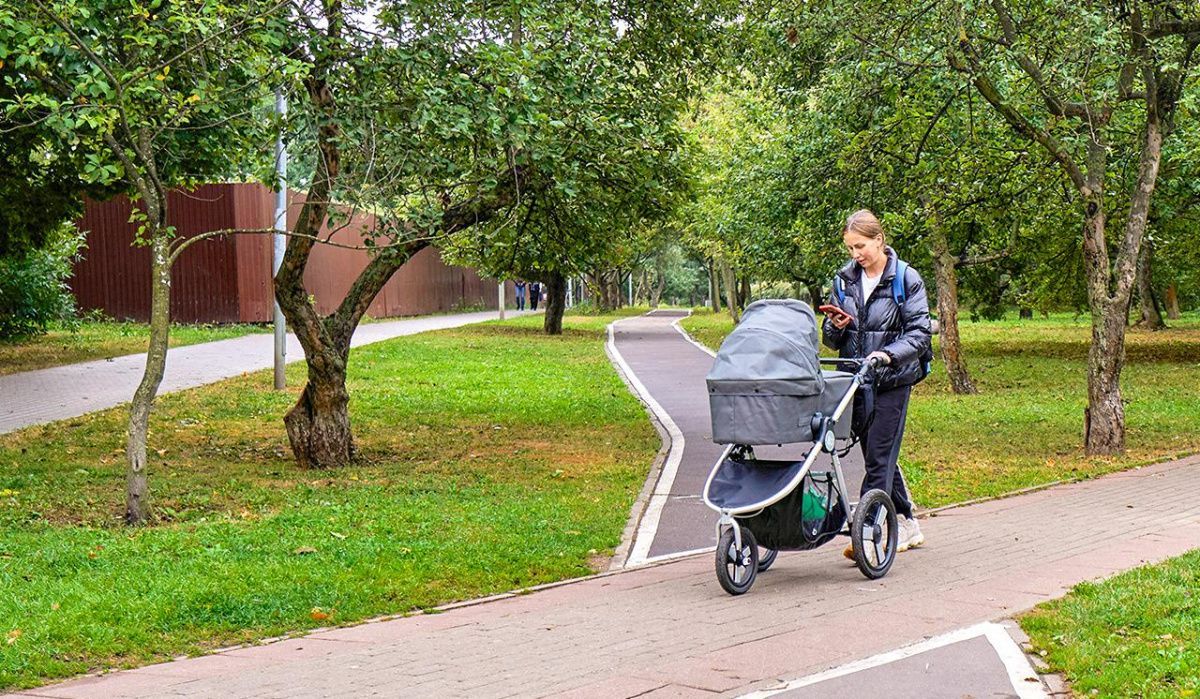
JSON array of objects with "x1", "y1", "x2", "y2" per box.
[
  {"x1": 6, "y1": 629, "x2": 21, "y2": 645},
  {"x1": 293, "y1": 546, "x2": 318, "y2": 555},
  {"x1": 330, "y1": 532, "x2": 346, "y2": 540},
  {"x1": 309, "y1": 608, "x2": 330, "y2": 621}
]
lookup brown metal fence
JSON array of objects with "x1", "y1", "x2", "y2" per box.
[{"x1": 72, "y1": 183, "x2": 510, "y2": 323}]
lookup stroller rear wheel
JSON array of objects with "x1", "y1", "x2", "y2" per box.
[
  {"x1": 757, "y1": 547, "x2": 778, "y2": 572},
  {"x1": 850, "y1": 489, "x2": 897, "y2": 580},
  {"x1": 715, "y1": 525, "x2": 759, "y2": 595}
]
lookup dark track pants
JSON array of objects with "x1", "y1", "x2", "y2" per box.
[{"x1": 858, "y1": 384, "x2": 915, "y2": 519}]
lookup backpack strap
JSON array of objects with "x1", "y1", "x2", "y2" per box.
[
  {"x1": 891, "y1": 258, "x2": 933, "y2": 377},
  {"x1": 834, "y1": 274, "x2": 846, "y2": 305},
  {"x1": 892, "y1": 259, "x2": 908, "y2": 305}
]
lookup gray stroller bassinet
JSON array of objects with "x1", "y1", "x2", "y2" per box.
[{"x1": 706, "y1": 299, "x2": 853, "y2": 444}]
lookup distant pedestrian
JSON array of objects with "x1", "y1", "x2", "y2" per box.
[
  {"x1": 515, "y1": 280, "x2": 527, "y2": 311},
  {"x1": 530, "y1": 281, "x2": 541, "y2": 311}
]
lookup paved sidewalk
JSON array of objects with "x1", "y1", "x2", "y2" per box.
[
  {"x1": 11, "y1": 453, "x2": 1199, "y2": 699},
  {"x1": 0, "y1": 310, "x2": 528, "y2": 435}
]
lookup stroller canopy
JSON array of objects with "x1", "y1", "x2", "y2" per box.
[{"x1": 706, "y1": 299, "x2": 823, "y2": 396}]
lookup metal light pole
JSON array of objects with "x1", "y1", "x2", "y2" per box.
[
  {"x1": 566, "y1": 278, "x2": 573, "y2": 309},
  {"x1": 498, "y1": 281, "x2": 506, "y2": 320},
  {"x1": 272, "y1": 89, "x2": 287, "y2": 390},
  {"x1": 628, "y1": 273, "x2": 633, "y2": 307}
]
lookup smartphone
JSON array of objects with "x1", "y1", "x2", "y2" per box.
[{"x1": 818, "y1": 304, "x2": 855, "y2": 323}]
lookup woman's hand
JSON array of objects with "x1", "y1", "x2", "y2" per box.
[{"x1": 830, "y1": 313, "x2": 852, "y2": 330}]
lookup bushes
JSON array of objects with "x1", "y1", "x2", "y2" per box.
[{"x1": 0, "y1": 226, "x2": 84, "y2": 340}]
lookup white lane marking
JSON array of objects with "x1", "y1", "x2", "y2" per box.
[
  {"x1": 737, "y1": 622, "x2": 1047, "y2": 699},
  {"x1": 607, "y1": 317, "x2": 687, "y2": 568}
]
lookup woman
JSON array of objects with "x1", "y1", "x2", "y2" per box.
[{"x1": 822, "y1": 209, "x2": 932, "y2": 555}]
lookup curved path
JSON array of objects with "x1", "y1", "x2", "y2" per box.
[{"x1": 608, "y1": 310, "x2": 865, "y2": 566}]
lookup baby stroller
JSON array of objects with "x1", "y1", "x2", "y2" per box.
[{"x1": 702, "y1": 299, "x2": 897, "y2": 595}]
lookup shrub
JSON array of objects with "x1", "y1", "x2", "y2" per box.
[{"x1": 0, "y1": 226, "x2": 84, "y2": 339}]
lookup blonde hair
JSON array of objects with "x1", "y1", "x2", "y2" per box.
[{"x1": 844, "y1": 209, "x2": 885, "y2": 242}]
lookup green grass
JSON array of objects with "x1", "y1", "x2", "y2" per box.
[
  {"x1": 680, "y1": 309, "x2": 1200, "y2": 509},
  {"x1": 0, "y1": 311, "x2": 656, "y2": 690},
  {"x1": 0, "y1": 320, "x2": 268, "y2": 376},
  {"x1": 1020, "y1": 549, "x2": 1200, "y2": 698}
]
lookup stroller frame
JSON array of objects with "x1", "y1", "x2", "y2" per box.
[{"x1": 703, "y1": 356, "x2": 899, "y2": 592}]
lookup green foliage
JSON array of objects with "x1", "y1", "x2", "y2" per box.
[
  {"x1": 0, "y1": 226, "x2": 82, "y2": 339},
  {"x1": 0, "y1": 0, "x2": 287, "y2": 224},
  {"x1": 428, "y1": 1, "x2": 719, "y2": 284}
]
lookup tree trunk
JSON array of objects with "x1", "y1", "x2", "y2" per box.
[
  {"x1": 1085, "y1": 295, "x2": 1128, "y2": 455},
  {"x1": 650, "y1": 270, "x2": 665, "y2": 308},
  {"x1": 543, "y1": 271, "x2": 566, "y2": 335},
  {"x1": 1080, "y1": 198, "x2": 1133, "y2": 456},
  {"x1": 720, "y1": 261, "x2": 739, "y2": 323},
  {"x1": 125, "y1": 233, "x2": 172, "y2": 525},
  {"x1": 924, "y1": 200, "x2": 977, "y2": 394},
  {"x1": 284, "y1": 353, "x2": 354, "y2": 469},
  {"x1": 708, "y1": 259, "x2": 720, "y2": 313},
  {"x1": 1165, "y1": 283, "x2": 1181, "y2": 319},
  {"x1": 1134, "y1": 237, "x2": 1166, "y2": 329},
  {"x1": 807, "y1": 283, "x2": 823, "y2": 308},
  {"x1": 740, "y1": 275, "x2": 751, "y2": 309}
]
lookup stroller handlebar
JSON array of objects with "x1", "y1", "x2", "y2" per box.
[{"x1": 818, "y1": 356, "x2": 882, "y2": 379}]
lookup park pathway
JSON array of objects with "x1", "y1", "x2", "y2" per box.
[
  {"x1": 608, "y1": 310, "x2": 866, "y2": 565},
  {"x1": 0, "y1": 310, "x2": 530, "y2": 435},
  {"x1": 8, "y1": 453, "x2": 1200, "y2": 698}
]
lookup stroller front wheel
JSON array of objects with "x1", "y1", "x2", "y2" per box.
[
  {"x1": 715, "y1": 525, "x2": 759, "y2": 595},
  {"x1": 850, "y1": 489, "x2": 897, "y2": 580}
]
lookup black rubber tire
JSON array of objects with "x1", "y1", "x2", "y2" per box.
[
  {"x1": 715, "y1": 525, "x2": 758, "y2": 595},
  {"x1": 850, "y1": 489, "x2": 897, "y2": 580},
  {"x1": 757, "y1": 547, "x2": 778, "y2": 572}
]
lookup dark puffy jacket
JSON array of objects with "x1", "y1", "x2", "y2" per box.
[{"x1": 822, "y1": 247, "x2": 933, "y2": 391}]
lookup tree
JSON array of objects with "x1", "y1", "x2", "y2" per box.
[
  {"x1": 947, "y1": 1, "x2": 1200, "y2": 454},
  {"x1": 2, "y1": 0, "x2": 288, "y2": 523},
  {"x1": 273, "y1": 0, "x2": 720, "y2": 466}
]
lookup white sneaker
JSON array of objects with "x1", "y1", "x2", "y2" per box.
[{"x1": 896, "y1": 516, "x2": 925, "y2": 553}]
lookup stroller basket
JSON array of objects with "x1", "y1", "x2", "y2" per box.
[{"x1": 707, "y1": 457, "x2": 846, "y2": 551}]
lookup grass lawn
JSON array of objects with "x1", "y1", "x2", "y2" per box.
[
  {"x1": 0, "y1": 320, "x2": 268, "y2": 376},
  {"x1": 1020, "y1": 548, "x2": 1200, "y2": 698},
  {"x1": 0, "y1": 311, "x2": 657, "y2": 690},
  {"x1": 680, "y1": 309, "x2": 1200, "y2": 509}
]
